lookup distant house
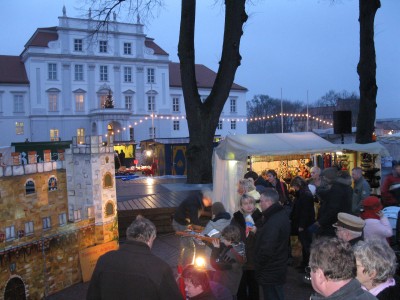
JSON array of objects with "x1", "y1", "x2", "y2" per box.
[{"x1": 0, "y1": 8, "x2": 247, "y2": 146}]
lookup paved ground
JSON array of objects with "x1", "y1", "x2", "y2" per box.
[{"x1": 47, "y1": 177, "x2": 314, "y2": 299}]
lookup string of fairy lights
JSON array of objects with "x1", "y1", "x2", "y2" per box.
[{"x1": 105, "y1": 113, "x2": 333, "y2": 137}]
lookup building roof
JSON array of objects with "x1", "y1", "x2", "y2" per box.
[
  {"x1": 0, "y1": 55, "x2": 29, "y2": 84},
  {"x1": 168, "y1": 62, "x2": 247, "y2": 91},
  {"x1": 145, "y1": 38, "x2": 168, "y2": 56},
  {"x1": 24, "y1": 27, "x2": 58, "y2": 50}
]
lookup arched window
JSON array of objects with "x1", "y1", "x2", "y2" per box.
[
  {"x1": 104, "y1": 201, "x2": 115, "y2": 217},
  {"x1": 48, "y1": 177, "x2": 58, "y2": 191},
  {"x1": 103, "y1": 172, "x2": 113, "y2": 188},
  {"x1": 25, "y1": 180, "x2": 35, "y2": 195}
]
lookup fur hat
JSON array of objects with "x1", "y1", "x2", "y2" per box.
[{"x1": 212, "y1": 202, "x2": 226, "y2": 216}]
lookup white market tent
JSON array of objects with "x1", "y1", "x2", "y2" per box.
[{"x1": 212, "y1": 132, "x2": 389, "y2": 214}]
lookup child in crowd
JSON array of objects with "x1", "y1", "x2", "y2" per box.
[{"x1": 210, "y1": 225, "x2": 246, "y2": 299}]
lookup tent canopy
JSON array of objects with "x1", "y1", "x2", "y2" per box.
[{"x1": 215, "y1": 132, "x2": 338, "y2": 161}]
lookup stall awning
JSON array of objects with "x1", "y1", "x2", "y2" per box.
[{"x1": 215, "y1": 132, "x2": 338, "y2": 161}]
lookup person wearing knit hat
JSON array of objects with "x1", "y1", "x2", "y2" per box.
[
  {"x1": 334, "y1": 212, "x2": 365, "y2": 246},
  {"x1": 360, "y1": 196, "x2": 392, "y2": 242}
]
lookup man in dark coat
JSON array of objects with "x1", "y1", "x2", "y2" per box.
[
  {"x1": 255, "y1": 188, "x2": 291, "y2": 300},
  {"x1": 87, "y1": 216, "x2": 182, "y2": 300},
  {"x1": 309, "y1": 168, "x2": 353, "y2": 237}
]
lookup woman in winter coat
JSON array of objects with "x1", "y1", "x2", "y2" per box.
[
  {"x1": 360, "y1": 196, "x2": 392, "y2": 242},
  {"x1": 230, "y1": 193, "x2": 263, "y2": 300},
  {"x1": 290, "y1": 176, "x2": 315, "y2": 270}
]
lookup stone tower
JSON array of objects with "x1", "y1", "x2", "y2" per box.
[{"x1": 65, "y1": 136, "x2": 117, "y2": 244}]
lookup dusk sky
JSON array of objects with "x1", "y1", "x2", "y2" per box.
[{"x1": 1, "y1": 0, "x2": 398, "y2": 119}]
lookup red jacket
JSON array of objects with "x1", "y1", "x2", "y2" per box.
[{"x1": 381, "y1": 174, "x2": 400, "y2": 206}]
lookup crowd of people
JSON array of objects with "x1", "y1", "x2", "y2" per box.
[{"x1": 87, "y1": 161, "x2": 400, "y2": 300}]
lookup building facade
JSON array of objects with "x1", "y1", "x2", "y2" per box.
[
  {"x1": 0, "y1": 8, "x2": 247, "y2": 147},
  {"x1": 0, "y1": 136, "x2": 118, "y2": 299}
]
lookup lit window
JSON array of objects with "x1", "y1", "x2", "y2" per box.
[
  {"x1": 217, "y1": 120, "x2": 223, "y2": 130},
  {"x1": 75, "y1": 94, "x2": 84, "y2": 111},
  {"x1": 231, "y1": 120, "x2": 237, "y2": 130},
  {"x1": 42, "y1": 217, "x2": 51, "y2": 230},
  {"x1": 100, "y1": 65, "x2": 108, "y2": 81},
  {"x1": 25, "y1": 221, "x2": 34, "y2": 235},
  {"x1": 124, "y1": 42, "x2": 132, "y2": 55},
  {"x1": 50, "y1": 129, "x2": 59, "y2": 141},
  {"x1": 48, "y1": 177, "x2": 58, "y2": 191},
  {"x1": 77, "y1": 128, "x2": 85, "y2": 144},
  {"x1": 173, "y1": 120, "x2": 180, "y2": 131},
  {"x1": 48, "y1": 63, "x2": 57, "y2": 80},
  {"x1": 13, "y1": 95, "x2": 24, "y2": 112},
  {"x1": 59, "y1": 213, "x2": 67, "y2": 226},
  {"x1": 74, "y1": 39, "x2": 83, "y2": 51},
  {"x1": 48, "y1": 93, "x2": 58, "y2": 111},
  {"x1": 99, "y1": 40, "x2": 108, "y2": 53},
  {"x1": 6, "y1": 225, "x2": 15, "y2": 241},
  {"x1": 147, "y1": 68, "x2": 155, "y2": 83},
  {"x1": 75, "y1": 64, "x2": 84, "y2": 81},
  {"x1": 172, "y1": 97, "x2": 180, "y2": 112},
  {"x1": 15, "y1": 122, "x2": 24, "y2": 135},
  {"x1": 26, "y1": 180, "x2": 35, "y2": 195},
  {"x1": 147, "y1": 95, "x2": 155, "y2": 111},
  {"x1": 124, "y1": 67, "x2": 132, "y2": 82},
  {"x1": 125, "y1": 95, "x2": 132, "y2": 110},
  {"x1": 230, "y1": 98, "x2": 237, "y2": 113}
]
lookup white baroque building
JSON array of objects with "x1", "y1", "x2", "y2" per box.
[{"x1": 0, "y1": 8, "x2": 247, "y2": 146}]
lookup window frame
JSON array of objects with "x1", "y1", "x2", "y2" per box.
[
  {"x1": 173, "y1": 120, "x2": 180, "y2": 131},
  {"x1": 25, "y1": 221, "x2": 34, "y2": 235},
  {"x1": 125, "y1": 95, "x2": 132, "y2": 110},
  {"x1": 50, "y1": 129, "x2": 60, "y2": 141},
  {"x1": 75, "y1": 93, "x2": 85, "y2": 112},
  {"x1": 124, "y1": 66, "x2": 132, "y2": 82},
  {"x1": 59, "y1": 213, "x2": 67, "y2": 226},
  {"x1": 5, "y1": 225, "x2": 16, "y2": 241},
  {"x1": 74, "y1": 39, "x2": 83, "y2": 52},
  {"x1": 217, "y1": 120, "x2": 223, "y2": 130},
  {"x1": 13, "y1": 94, "x2": 24, "y2": 113},
  {"x1": 230, "y1": 98, "x2": 237, "y2": 113},
  {"x1": 99, "y1": 40, "x2": 108, "y2": 53},
  {"x1": 123, "y1": 42, "x2": 132, "y2": 55},
  {"x1": 147, "y1": 68, "x2": 155, "y2": 83},
  {"x1": 48, "y1": 63, "x2": 57, "y2": 80},
  {"x1": 100, "y1": 65, "x2": 108, "y2": 81},
  {"x1": 48, "y1": 93, "x2": 58, "y2": 112},
  {"x1": 74, "y1": 64, "x2": 84, "y2": 81},
  {"x1": 172, "y1": 97, "x2": 180, "y2": 112},
  {"x1": 42, "y1": 217, "x2": 51, "y2": 230},
  {"x1": 147, "y1": 95, "x2": 155, "y2": 111},
  {"x1": 231, "y1": 120, "x2": 237, "y2": 130}
]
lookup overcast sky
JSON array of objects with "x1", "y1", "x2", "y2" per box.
[{"x1": 0, "y1": 0, "x2": 398, "y2": 119}]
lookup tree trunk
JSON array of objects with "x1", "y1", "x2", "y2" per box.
[
  {"x1": 356, "y1": 0, "x2": 381, "y2": 143},
  {"x1": 178, "y1": 0, "x2": 247, "y2": 183}
]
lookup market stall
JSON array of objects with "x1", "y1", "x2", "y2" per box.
[{"x1": 212, "y1": 132, "x2": 389, "y2": 214}]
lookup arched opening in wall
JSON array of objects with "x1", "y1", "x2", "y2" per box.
[
  {"x1": 104, "y1": 201, "x2": 115, "y2": 217},
  {"x1": 4, "y1": 277, "x2": 26, "y2": 300},
  {"x1": 107, "y1": 121, "x2": 122, "y2": 143},
  {"x1": 25, "y1": 179, "x2": 35, "y2": 195},
  {"x1": 103, "y1": 172, "x2": 113, "y2": 188},
  {"x1": 48, "y1": 176, "x2": 58, "y2": 191},
  {"x1": 105, "y1": 156, "x2": 110, "y2": 163},
  {"x1": 91, "y1": 122, "x2": 97, "y2": 136}
]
